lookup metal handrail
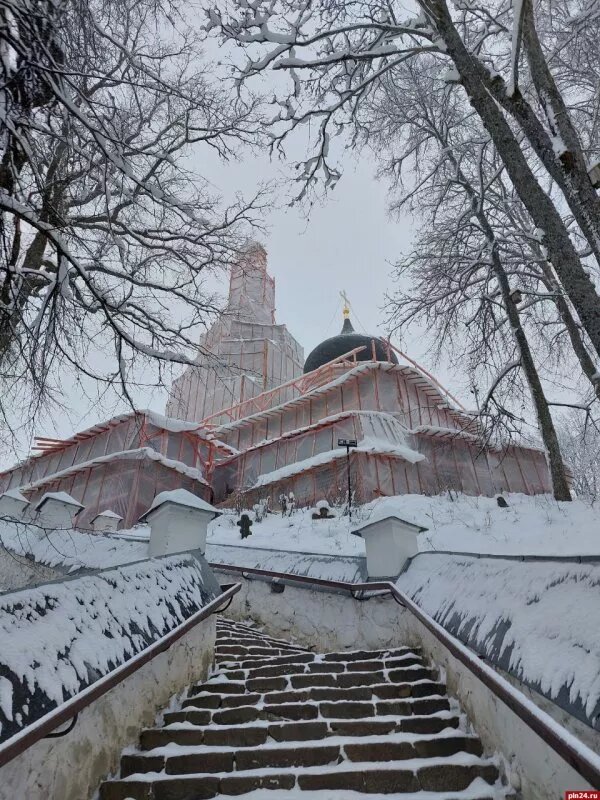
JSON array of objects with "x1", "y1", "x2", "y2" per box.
[
  {"x1": 0, "y1": 583, "x2": 241, "y2": 769},
  {"x1": 211, "y1": 562, "x2": 600, "y2": 789}
]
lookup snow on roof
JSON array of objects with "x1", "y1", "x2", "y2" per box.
[
  {"x1": 34, "y1": 491, "x2": 84, "y2": 510},
  {"x1": 222, "y1": 411, "x2": 412, "y2": 463},
  {"x1": 1, "y1": 489, "x2": 29, "y2": 503},
  {"x1": 92, "y1": 510, "x2": 123, "y2": 520},
  {"x1": 214, "y1": 361, "x2": 474, "y2": 433},
  {"x1": 253, "y1": 438, "x2": 424, "y2": 489},
  {"x1": 22, "y1": 447, "x2": 208, "y2": 494},
  {"x1": 412, "y1": 424, "x2": 481, "y2": 443},
  {"x1": 352, "y1": 514, "x2": 428, "y2": 535},
  {"x1": 144, "y1": 488, "x2": 219, "y2": 517},
  {"x1": 5, "y1": 409, "x2": 223, "y2": 470}
]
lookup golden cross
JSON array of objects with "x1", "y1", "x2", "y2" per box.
[{"x1": 340, "y1": 290, "x2": 350, "y2": 318}]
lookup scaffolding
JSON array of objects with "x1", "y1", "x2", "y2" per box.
[
  {"x1": 209, "y1": 358, "x2": 551, "y2": 507},
  {"x1": 0, "y1": 412, "x2": 229, "y2": 528}
]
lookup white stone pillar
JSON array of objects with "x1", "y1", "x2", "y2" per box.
[
  {"x1": 0, "y1": 490, "x2": 30, "y2": 521},
  {"x1": 352, "y1": 515, "x2": 426, "y2": 579},
  {"x1": 141, "y1": 489, "x2": 220, "y2": 557},
  {"x1": 91, "y1": 510, "x2": 123, "y2": 532},
  {"x1": 33, "y1": 492, "x2": 83, "y2": 532}
]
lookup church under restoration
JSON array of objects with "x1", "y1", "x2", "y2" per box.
[{"x1": 0, "y1": 245, "x2": 551, "y2": 526}]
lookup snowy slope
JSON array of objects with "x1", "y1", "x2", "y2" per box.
[
  {"x1": 208, "y1": 492, "x2": 600, "y2": 558},
  {"x1": 208, "y1": 508, "x2": 364, "y2": 557},
  {"x1": 0, "y1": 518, "x2": 148, "y2": 571},
  {"x1": 399, "y1": 552, "x2": 600, "y2": 730},
  {"x1": 0, "y1": 553, "x2": 219, "y2": 742},
  {"x1": 2, "y1": 491, "x2": 597, "y2": 580},
  {"x1": 206, "y1": 542, "x2": 366, "y2": 583}
]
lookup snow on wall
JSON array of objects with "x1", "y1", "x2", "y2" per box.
[
  {"x1": 0, "y1": 550, "x2": 65, "y2": 593},
  {"x1": 398, "y1": 552, "x2": 600, "y2": 730},
  {"x1": 0, "y1": 618, "x2": 216, "y2": 800},
  {"x1": 206, "y1": 541, "x2": 367, "y2": 583},
  {"x1": 0, "y1": 552, "x2": 220, "y2": 742},
  {"x1": 0, "y1": 518, "x2": 148, "y2": 572}
]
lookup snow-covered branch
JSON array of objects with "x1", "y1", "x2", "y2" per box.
[{"x1": 0, "y1": 0, "x2": 265, "y2": 431}]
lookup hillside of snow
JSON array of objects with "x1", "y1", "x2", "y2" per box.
[
  {"x1": 0, "y1": 491, "x2": 597, "y2": 584},
  {"x1": 208, "y1": 492, "x2": 600, "y2": 557},
  {"x1": 400, "y1": 553, "x2": 600, "y2": 730},
  {"x1": 0, "y1": 553, "x2": 220, "y2": 742}
]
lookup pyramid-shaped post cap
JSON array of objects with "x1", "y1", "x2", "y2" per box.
[
  {"x1": 34, "y1": 491, "x2": 84, "y2": 512},
  {"x1": 141, "y1": 489, "x2": 220, "y2": 557},
  {"x1": 352, "y1": 514, "x2": 426, "y2": 579},
  {"x1": 91, "y1": 509, "x2": 123, "y2": 532},
  {"x1": 33, "y1": 491, "x2": 83, "y2": 531},
  {"x1": 0, "y1": 489, "x2": 30, "y2": 520}
]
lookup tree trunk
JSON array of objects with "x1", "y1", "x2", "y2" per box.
[
  {"x1": 436, "y1": 137, "x2": 573, "y2": 500},
  {"x1": 492, "y1": 250, "x2": 572, "y2": 500},
  {"x1": 423, "y1": 0, "x2": 600, "y2": 360},
  {"x1": 515, "y1": 0, "x2": 600, "y2": 272},
  {"x1": 537, "y1": 259, "x2": 600, "y2": 403},
  {"x1": 0, "y1": 229, "x2": 50, "y2": 364}
]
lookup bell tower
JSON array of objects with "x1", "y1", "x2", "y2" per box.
[{"x1": 166, "y1": 243, "x2": 304, "y2": 423}]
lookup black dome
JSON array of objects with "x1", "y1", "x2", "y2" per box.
[{"x1": 303, "y1": 317, "x2": 398, "y2": 374}]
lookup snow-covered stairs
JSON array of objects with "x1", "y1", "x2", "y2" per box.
[{"x1": 99, "y1": 618, "x2": 513, "y2": 799}]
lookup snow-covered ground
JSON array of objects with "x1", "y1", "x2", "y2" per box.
[
  {"x1": 1, "y1": 491, "x2": 598, "y2": 580},
  {"x1": 208, "y1": 507, "x2": 364, "y2": 557},
  {"x1": 0, "y1": 518, "x2": 148, "y2": 571},
  {"x1": 400, "y1": 552, "x2": 600, "y2": 728},
  {"x1": 208, "y1": 492, "x2": 600, "y2": 557},
  {"x1": 0, "y1": 553, "x2": 219, "y2": 741}
]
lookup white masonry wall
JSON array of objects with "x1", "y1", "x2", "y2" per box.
[
  {"x1": 214, "y1": 571, "x2": 595, "y2": 800},
  {"x1": 0, "y1": 616, "x2": 216, "y2": 800}
]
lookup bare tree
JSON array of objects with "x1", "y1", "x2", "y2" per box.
[
  {"x1": 208, "y1": 0, "x2": 600, "y2": 360},
  {"x1": 364, "y1": 60, "x2": 571, "y2": 497},
  {"x1": 557, "y1": 411, "x2": 600, "y2": 504},
  {"x1": 0, "y1": 0, "x2": 264, "y2": 432}
]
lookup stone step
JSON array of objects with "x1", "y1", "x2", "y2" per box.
[
  {"x1": 197, "y1": 681, "x2": 248, "y2": 694},
  {"x1": 210, "y1": 668, "x2": 434, "y2": 697},
  {"x1": 216, "y1": 645, "x2": 307, "y2": 658},
  {"x1": 164, "y1": 695, "x2": 450, "y2": 727},
  {"x1": 215, "y1": 637, "x2": 307, "y2": 649},
  {"x1": 227, "y1": 647, "x2": 421, "y2": 671},
  {"x1": 182, "y1": 680, "x2": 446, "y2": 710},
  {"x1": 100, "y1": 756, "x2": 499, "y2": 799},
  {"x1": 216, "y1": 631, "x2": 311, "y2": 649},
  {"x1": 240, "y1": 665, "x2": 434, "y2": 693},
  {"x1": 100, "y1": 622, "x2": 512, "y2": 800},
  {"x1": 121, "y1": 732, "x2": 483, "y2": 777},
  {"x1": 140, "y1": 712, "x2": 462, "y2": 750},
  {"x1": 216, "y1": 650, "x2": 305, "y2": 662},
  {"x1": 321, "y1": 648, "x2": 422, "y2": 662},
  {"x1": 213, "y1": 653, "x2": 425, "y2": 682},
  {"x1": 215, "y1": 636, "x2": 306, "y2": 648}
]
